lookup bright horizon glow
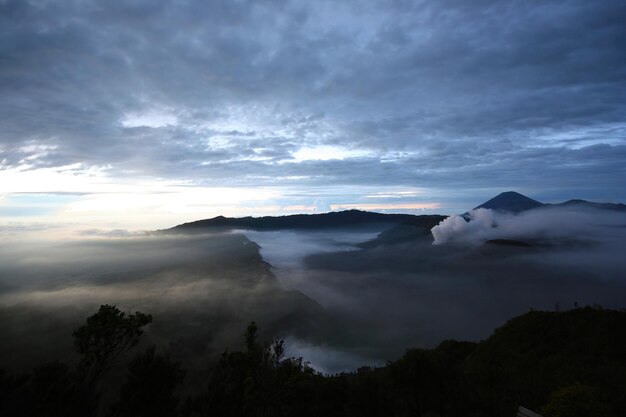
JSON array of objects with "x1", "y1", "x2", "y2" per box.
[
  {"x1": 0, "y1": 166, "x2": 450, "y2": 234},
  {"x1": 330, "y1": 203, "x2": 441, "y2": 211},
  {"x1": 6, "y1": 159, "x2": 614, "y2": 237}
]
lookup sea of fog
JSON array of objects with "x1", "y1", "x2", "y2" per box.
[
  {"x1": 245, "y1": 207, "x2": 626, "y2": 371},
  {"x1": 1, "y1": 206, "x2": 626, "y2": 374}
]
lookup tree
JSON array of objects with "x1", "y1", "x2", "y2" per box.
[
  {"x1": 112, "y1": 346, "x2": 185, "y2": 417},
  {"x1": 29, "y1": 361, "x2": 94, "y2": 417},
  {"x1": 72, "y1": 304, "x2": 152, "y2": 387},
  {"x1": 541, "y1": 384, "x2": 611, "y2": 417}
]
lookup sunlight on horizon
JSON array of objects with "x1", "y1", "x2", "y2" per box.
[{"x1": 0, "y1": 166, "x2": 448, "y2": 234}]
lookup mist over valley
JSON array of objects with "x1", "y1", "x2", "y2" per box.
[{"x1": 1, "y1": 192, "x2": 625, "y2": 376}]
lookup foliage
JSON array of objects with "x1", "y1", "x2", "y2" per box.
[
  {"x1": 541, "y1": 384, "x2": 611, "y2": 417},
  {"x1": 1, "y1": 305, "x2": 626, "y2": 417},
  {"x1": 72, "y1": 304, "x2": 152, "y2": 386},
  {"x1": 185, "y1": 321, "x2": 322, "y2": 417},
  {"x1": 112, "y1": 346, "x2": 185, "y2": 417},
  {"x1": 464, "y1": 307, "x2": 625, "y2": 416}
]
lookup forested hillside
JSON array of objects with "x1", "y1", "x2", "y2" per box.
[{"x1": 1, "y1": 306, "x2": 624, "y2": 417}]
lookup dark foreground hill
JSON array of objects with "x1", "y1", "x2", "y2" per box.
[
  {"x1": 2, "y1": 306, "x2": 625, "y2": 417},
  {"x1": 464, "y1": 307, "x2": 626, "y2": 416}
]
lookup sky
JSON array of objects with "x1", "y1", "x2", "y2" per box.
[{"x1": 1, "y1": 0, "x2": 625, "y2": 231}]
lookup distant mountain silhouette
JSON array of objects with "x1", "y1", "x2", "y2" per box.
[
  {"x1": 546, "y1": 199, "x2": 626, "y2": 212},
  {"x1": 162, "y1": 193, "x2": 625, "y2": 234},
  {"x1": 164, "y1": 209, "x2": 421, "y2": 233},
  {"x1": 474, "y1": 191, "x2": 544, "y2": 213},
  {"x1": 467, "y1": 191, "x2": 626, "y2": 216}
]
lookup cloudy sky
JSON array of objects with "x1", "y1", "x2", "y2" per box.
[{"x1": 1, "y1": 0, "x2": 625, "y2": 230}]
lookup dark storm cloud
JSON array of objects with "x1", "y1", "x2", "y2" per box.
[{"x1": 1, "y1": 0, "x2": 625, "y2": 198}]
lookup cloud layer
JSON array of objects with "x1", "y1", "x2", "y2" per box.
[{"x1": 1, "y1": 0, "x2": 625, "y2": 222}]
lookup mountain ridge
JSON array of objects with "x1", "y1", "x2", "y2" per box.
[
  {"x1": 162, "y1": 192, "x2": 625, "y2": 234},
  {"x1": 473, "y1": 191, "x2": 626, "y2": 214},
  {"x1": 547, "y1": 199, "x2": 626, "y2": 212},
  {"x1": 163, "y1": 209, "x2": 423, "y2": 233}
]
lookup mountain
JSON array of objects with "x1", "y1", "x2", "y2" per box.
[
  {"x1": 164, "y1": 209, "x2": 421, "y2": 233},
  {"x1": 473, "y1": 191, "x2": 544, "y2": 213},
  {"x1": 473, "y1": 191, "x2": 626, "y2": 214},
  {"x1": 163, "y1": 193, "x2": 625, "y2": 234},
  {"x1": 357, "y1": 215, "x2": 447, "y2": 248},
  {"x1": 547, "y1": 199, "x2": 626, "y2": 212}
]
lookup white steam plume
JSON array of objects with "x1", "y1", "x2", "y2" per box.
[
  {"x1": 431, "y1": 206, "x2": 626, "y2": 246},
  {"x1": 431, "y1": 208, "x2": 496, "y2": 245}
]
